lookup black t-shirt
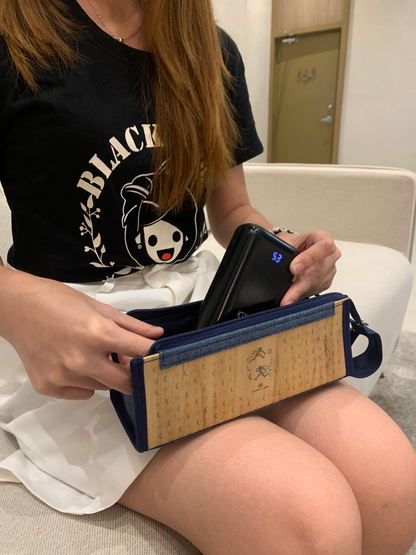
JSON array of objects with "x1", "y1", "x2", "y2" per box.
[{"x1": 0, "y1": 3, "x2": 263, "y2": 282}]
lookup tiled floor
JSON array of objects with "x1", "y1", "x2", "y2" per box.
[
  {"x1": 402, "y1": 240, "x2": 416, "y2": 333},
  {"x1": 405, "y1": 244, "x2": 416, "y2": 555}
]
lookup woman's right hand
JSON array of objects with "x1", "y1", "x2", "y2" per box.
[{"x1": 0, "y1": 267, "x2": 164, "y2": 400}]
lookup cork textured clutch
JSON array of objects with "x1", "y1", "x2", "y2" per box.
[{"x1": 111, "y1": 293, "x2": 382, "y2": 452}]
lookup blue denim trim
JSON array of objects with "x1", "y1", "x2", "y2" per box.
[
  {"x1": 129, "y1": 301, "x2": 202, "y2": 339},
  {"x1": 159, "y1": 302, "x2": 335, "y2": 369},
  {"x1": 122, "y1": 394, "x2": 136, "y2": 426},
  {"x1": 147, "y1": 293, "x2": 348, "y2": 358},
  {"x1": 342, "y1": 299, "x2": 354, "y2": 376},
  {"x1": 110, "y1": 389, "x2": 137, "y2": 447},
  {"x1": 111, "y1": 362, "x2": 149, "y2": 453},
  {"x1": 118, "y1": 357, "x2": 149, "y2": 453}
]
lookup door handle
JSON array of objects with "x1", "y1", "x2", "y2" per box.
[{"x1": 321, "y1": 116, "x2": 333, "y2": 123}]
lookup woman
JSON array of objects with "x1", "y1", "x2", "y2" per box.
[{"x1": 0, "y1": 1, "x2": 415, "y2": 554}]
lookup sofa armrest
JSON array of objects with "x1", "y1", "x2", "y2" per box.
[{"x1": 243, "y1": 164, "x2": 416, "y2": 261}]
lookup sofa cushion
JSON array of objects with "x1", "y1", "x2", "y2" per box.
[{"x1": 0, "y1": 429, "x2": 200, "y2": 555}]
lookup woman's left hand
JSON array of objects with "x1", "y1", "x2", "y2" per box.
[{"x1": 279, "y1": 230, "x2": 341, "y2": 306}]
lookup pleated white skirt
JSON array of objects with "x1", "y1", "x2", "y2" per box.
[{"x1": 0, "y1": 251, "x2": 218, "y2": 514}]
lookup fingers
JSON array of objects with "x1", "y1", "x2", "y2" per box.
[
  {"x1": 74, "y1": 322, "x2": 156, "y2": 393},
  {"x1": 281, "y1": 265, "x2": 337, "y2": 306},
  {"x1": 114, "y1": 311, "x2": 165, "y2": 340},
  {"x1": 280, "y1": 231, "x2": 341, "y2": 306},
  {"x1": 45, "y1": 387, "x2": 96, "y2": 402},
  {"x1": 79, "y1": 321, "x2": 157, "y2": 392},
  {"x1": 97, "y1": 319, "x2": 157, "y2": 359},
  {"x1": 8, "y1": 280, "x2": 166, "y2": 401},
  {"x1": 118, "y1": 353, "x2": 133, "y2": 368},
  {"x1": 29, "y1": 357, "x2": 133, "y2": 399},
  {"x1": 77, "y1": 357, "x2": 134, "y2": 395},
  {"x1": 94, "y1": 302, "x2": 165, "y2": 340},
  {"x1": 28, "y1": 369, "x2": 111, "y2": 400},
  {"x1": 25, "y1": 317, "x2": 157, "y2": 399},
  {"x1": 289, "y1": 231, "x2": 338, "y2": 276},
  {"x1": 73, "y1": 306, "x2": 161, "y2": 359}
]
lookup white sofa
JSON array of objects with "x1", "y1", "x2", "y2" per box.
[{"x1": 0, "y1": 164, "x2": 415, "y2": 554}]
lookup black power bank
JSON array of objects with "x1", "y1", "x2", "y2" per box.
[{"x1": 196, "y1": 224, "x2": 299, "y2": 329}]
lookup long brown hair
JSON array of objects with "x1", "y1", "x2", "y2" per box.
[{"x1": 0, "y1": 0, "x2": 240, "y2": 211}]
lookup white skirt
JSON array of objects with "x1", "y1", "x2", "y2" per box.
[{"x1": 0, "y1": 251, "x2": 218, "y2": 514}]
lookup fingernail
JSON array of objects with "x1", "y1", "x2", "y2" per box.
[
  {"x1": 283, "y1": 300, "x2": 294, "y2": 306},
  {"x1": 294, "y1": 263, "x2": 305, "y2": 274}
]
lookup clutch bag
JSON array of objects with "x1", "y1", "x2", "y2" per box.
[{"x1": 111, "y1": 292, "x2": 382, "y2": 452}]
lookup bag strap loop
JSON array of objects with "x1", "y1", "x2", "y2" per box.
[{"x1": 349, "y1": 301, "x2": 383, "y2": 378}]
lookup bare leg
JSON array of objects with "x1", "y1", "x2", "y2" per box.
[
  {"x1": 261, "y1": 381, "x2": 416, "y2": 555},
  {"x1": 119, "y1": 414, "x2": 362, "y2": 555}
]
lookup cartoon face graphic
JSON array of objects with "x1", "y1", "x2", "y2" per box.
[
  {"x1": 141, "y1": 220, "x2": 184, "y2": 264},
  {"x1": 121, "y1": 171, "x2": 201, "y2": 268}
]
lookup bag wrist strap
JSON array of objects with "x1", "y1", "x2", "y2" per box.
[{"x1": 349, "y1": 301, "x2": 383, "y2": 378}]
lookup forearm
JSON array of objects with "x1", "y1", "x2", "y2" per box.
[
  {"x1": 206, "y1": 164, "x2": 295, "y2": 249},
  {"x1": 0, "y1": 265, "x2": 65, "y2": 342},
  {"x1": 208, "y1": 200, "x2": 294, "y2": 249},
  {"x1": 209, "y1": 202, "x2": 270, "y2": 246},
  {"x1": 0, "y1": 264, "x2": 37, "y2": 340}
]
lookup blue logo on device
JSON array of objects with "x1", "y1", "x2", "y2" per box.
[{"x1": 272, "y1": 252, "x2": 283, "y2": 263}]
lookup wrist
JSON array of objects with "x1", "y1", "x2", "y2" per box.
[
  {"x1": 271, "y1": 226, "x2": 299, "y2": 236},
  {"x1": 276, "y1": 231, "x2": 297, "y2": 245},
  {"x1": 0, "y1": 267, "x2": 50, "y2": 338},
  {"x1": 271, "y1": 226, "x2": 299, "y2": 245}
]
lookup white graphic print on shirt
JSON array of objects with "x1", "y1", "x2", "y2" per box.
[
  {"x1": 77, "y1": 123, "x2": 204, "y2": 275},
  {"x1": 121, "y1": 172, "x2": 199, "y2": 268},
  {"x1": 79, "y1": 171, "x2": 201, "y2": 274}
]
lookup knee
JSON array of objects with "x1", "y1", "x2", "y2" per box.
[
  {"x1": 364, "y1": 438, "x2": 416, "y2": 555},
  {"x1": 348, "y1": 421, "x2": 416, "y2": 555},
  {"x1": 390, "y1": 447, "x2": 416, "y2": 547},
  {"x1": 223, "y1": 482, "x2": 362, "y2": 555},
  {"x1": 239, "y1": 465, "x2": 363, "y2": 555},
  {"x1": 285, "y1": 482, "x2": 362, "y2": 555}
]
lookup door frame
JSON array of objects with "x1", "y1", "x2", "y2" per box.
[{"x1": 268, "y1": 0, "x2": 351, "y2": 164}]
